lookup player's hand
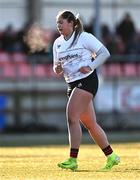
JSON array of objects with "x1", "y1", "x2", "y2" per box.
[
  {"x1": 54, "y1": 63, "x2": 63, "y2": 74},
  {"x1": 79, "y1": 66, "x2": 92, "y2": 74}
]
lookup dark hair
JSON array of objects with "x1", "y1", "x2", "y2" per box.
[{"x1": 56, "y1": 10, "x2": 83, "y2": 47}]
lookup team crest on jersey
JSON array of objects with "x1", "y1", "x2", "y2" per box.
[{"x1": 57, "y1": 44, "x2": 61, "y2": 48}]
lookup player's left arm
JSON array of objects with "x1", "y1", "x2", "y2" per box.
[
  {"x1": 88, "y1": 45, "x2": 110, "y2": 70},
  {"x1": 79, "y1": 46, "x2": 110, "y2": 73},
  {"x1": 79, "y1": 32, "x2": 110, "y2": 74}
]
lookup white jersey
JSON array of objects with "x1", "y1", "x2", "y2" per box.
[{"x1": 53, "y1": 31, "x2": 103, "y2": 83}]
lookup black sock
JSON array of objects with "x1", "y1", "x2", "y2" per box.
[
  {"x1": 102, "y1": 145, "x2": 113, "y2": 156},
  {"x1": 70, "y1": 148, "x2": 79, "y2": 158}
]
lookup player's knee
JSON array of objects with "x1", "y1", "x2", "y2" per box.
[{"x1": 67, "y1": 113, "x2": 80, "y2": 125}]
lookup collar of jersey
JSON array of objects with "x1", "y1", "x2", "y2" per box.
[{"x1": 63, "y1": 31, "x2": 75, "y2": 41}]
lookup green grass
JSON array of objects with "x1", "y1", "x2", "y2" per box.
[{"x1": 0, "y1": 143, "x2": 140, "y2": 180}]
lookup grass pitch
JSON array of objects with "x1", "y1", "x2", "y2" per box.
[{"x1": 0, "y1": 143, "x2": 140, "y2": 180}]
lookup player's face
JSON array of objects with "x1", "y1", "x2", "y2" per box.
[{"x1": 56, "y1": 17, "x2": 73, "y2": 37}]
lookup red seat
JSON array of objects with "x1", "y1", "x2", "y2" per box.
[
  {"x1": 33, "y1": 64, "x2": 47, "y2": 78},
  {"x1": 99, "y1": 65, "x2": 108, "y2": 78},
  {"x1": 123, "y1": 63, "x2": 137, "y2": 77},
  {"x1": 2, "y1": 64, "x2": 16, "y2": 78},
  {"x1": 0, "y1": 52, "x2": 11, "y2": 63},
  {"x1": 106, "y1": 63, "x2": 122, "y2": 77},
  {"x1": 17, "y1": 64, "x2": 32, "y2": 78},
  {"x1": 4, "y1": 64, "x2": 16, "y2": 78},
  {"x1": 12, "y1": 53, "x2": 27, "y2": 64}
]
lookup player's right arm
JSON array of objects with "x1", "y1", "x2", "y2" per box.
[{"x1": 53, "y1": 40, "x2": 63, "y2": 75}]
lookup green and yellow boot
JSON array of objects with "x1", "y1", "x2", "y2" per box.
[{"x1": 58, "y1": 157, "x2": 78, "y2": 171}]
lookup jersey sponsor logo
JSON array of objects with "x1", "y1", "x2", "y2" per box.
[{"x1": 59, "y1": 53, "x2": 79, "y2": 61}]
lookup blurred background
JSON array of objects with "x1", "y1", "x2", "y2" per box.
[{"x1": 0, "y1": 0, "x2": 140, "y2": 145}]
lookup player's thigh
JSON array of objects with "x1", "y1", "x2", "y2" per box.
[
  {"x1": 67, "y1": 87, "x2": 93, "y2": 118},
  {"x1": 80, "y1": 101, "x2": 97, "y2": 129}
]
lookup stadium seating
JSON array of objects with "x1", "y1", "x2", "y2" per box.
[
  {"x1": 12, "y1": 52, "x2": 27, "y2": 64},
  {"x1": 33, "y1": 64, "x2": 47, "y2": 78},
  {"x1": 122, "y1": 63, "x2": 137, "y2": 77},
  {"x1": 4, "y1": 64, "x2": 16, "y2": 78},
  {"x1": 100, "y1": 63, "x2": 139, "y2": 78},
  {"x1": 17, "y1": 63, "x2": 32, "y2": 79},
  {"x1": 100, "y1": 63, "x2": 122, "y2": 78},
  {"x1": 0, "y1": 52, "x2": 11, "y2": 64}
]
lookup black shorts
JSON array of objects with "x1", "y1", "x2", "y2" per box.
[{"x1": 67, "y1": 70, "x2": 98, "y2": 97}]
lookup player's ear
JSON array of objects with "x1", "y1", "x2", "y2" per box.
[{"x1": 69, "y1": 20, "x2": 74, "y2": 27}]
